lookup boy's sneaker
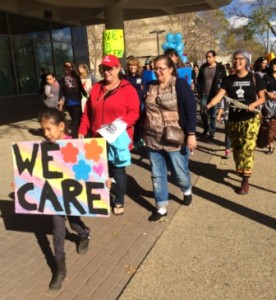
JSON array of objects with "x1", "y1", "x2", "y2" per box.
[
  {"x1": 225, "y1": 149, "x2": 231, "y2": 159},
  {"x1": 77, "y1": 228, "x2": 90, "y2": 255}
]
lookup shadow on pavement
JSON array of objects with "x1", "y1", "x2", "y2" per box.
[
  {"x1": 193, "y1": 186, "x2": 276, "y2": 230},
  {"x1": 127, "y1": 175, "x2": 155, "y2": 212},
  {"x1": 28, "y1": 128, "x2": 44, "y2": 137},
  {"x1": 0, "y1": 199, "x2": 79, "y2": 273},
  {"x1": 190, "y1": 160, "x2": 237, "y2": 191}
]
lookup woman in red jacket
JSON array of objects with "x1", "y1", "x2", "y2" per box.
[{"x1": 78, "y1": 55, "x2": 140, "y2": 215}]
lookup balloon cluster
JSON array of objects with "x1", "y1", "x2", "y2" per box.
[{"x1": 162, "y1": 32, "x2": 187, "y2": 63}]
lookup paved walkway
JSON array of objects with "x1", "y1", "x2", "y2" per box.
[{"x1": 0, "y1": 116, "x2": 275, "y2": 300}]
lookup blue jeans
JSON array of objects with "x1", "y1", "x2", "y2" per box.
[
  {"x1": 200, "y1": 94, "x2": 217, "y2": 134},
  {"x1": 147, "y1": 147, "x2": 191, "y2": 208}
]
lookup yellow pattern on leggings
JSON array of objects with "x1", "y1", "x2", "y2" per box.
[{"x1": 228, "y1": 115, "x2": 260, "y2": 176}]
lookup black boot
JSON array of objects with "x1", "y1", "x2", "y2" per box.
[
  {"x1": 77, "y1": 227, "x2": 90, "y2": 255},
  {"x1": 49, "y1": 259, "x2": 66, "y2": 290}
]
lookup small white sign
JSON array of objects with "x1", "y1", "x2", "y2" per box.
[{"x1": 97, "y1": 118, "x2": 128, "y2": 144}]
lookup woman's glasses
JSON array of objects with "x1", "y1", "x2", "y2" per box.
[
  {"x1": 233, "y1": 57, "x2": 245, "y2": 62},
  {"x1": 153, "y1": 67, "x2": 168, "y2": 72}
]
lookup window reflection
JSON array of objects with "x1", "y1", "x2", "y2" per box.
[
  {"x1": 12, "y1": 38, "x2": 38, "y2": 94},
  {"x1": 0, "y1": 13, "x2": 76, "y2": 97},
  {"x1": 0, "y1": 37, "x2": 16, "y2": 96},
  {"x1": 51, "y1": 25, "x2": 72, "y2": 42},
  {"x1": 0, "y1": 13, "x2": 8, "y2": 34},
  {"x1": 34, "y1": 40, "x2": 54, "y2": 91},
  {"x1": 53, "y1": 42, "x2": 73, "y2": 78}
]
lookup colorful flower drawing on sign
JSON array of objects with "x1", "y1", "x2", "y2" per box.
[
  {"x1": 84, "y1": 139, "x2": 103, "y2": 161},
  {"x1": 61, "y1": 142, "x2": 79, "y2": 163},
  {"x1": 73, "y1": 160, "x2": 91, "y2": 181}
]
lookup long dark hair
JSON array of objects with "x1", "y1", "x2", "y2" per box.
[
  {"x1": 38, "y1": 108, "x2": 68, "y2": 132},
  {"x1": 64, "y1": 60, "x2": 79, "y2": 77},
  {"x1": 268, "y1": 58, "x2": 276, "y2": 75},
  {"x1": 253, "y1": 56, "x2": 267, "y2": 72},
  {"x1": 154, "y1": 55, "x2": 177, "y2": 77}
]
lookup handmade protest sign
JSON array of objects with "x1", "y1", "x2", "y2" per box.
[
  {"x1": 103, "y1": 29, "x2": 124, "y2": 58},
  {"x1": 12, "y1": 138, "x2": 110, "y2": 217}
]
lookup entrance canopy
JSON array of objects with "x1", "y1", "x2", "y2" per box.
[{"x1": 0, "y1": 0, "x2": 231, "y2": 25}]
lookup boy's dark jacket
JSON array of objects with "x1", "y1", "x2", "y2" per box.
[{"x1": 197, "y1": 62, "x2": 227, "y2": 102}]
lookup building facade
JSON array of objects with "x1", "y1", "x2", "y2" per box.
[{"x1": 0, "y1": 11, "x2": 89, "y2": 123}]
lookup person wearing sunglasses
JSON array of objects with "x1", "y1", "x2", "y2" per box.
[
  {"x1": 78, "y1": 55, "x2": 140, "y2": 215},
  {"x1": 143, "y1": 55, "x2": 197, "y2": 222},
  {"x1": 206, "y1": 51, "x2": 266, "y2": 195}
]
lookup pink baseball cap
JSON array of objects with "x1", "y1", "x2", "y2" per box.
[{"x1": 100, "y1": 55, "x2": 120, "y2": 67}]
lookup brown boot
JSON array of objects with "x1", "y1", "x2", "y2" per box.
[{"x1": 238, "y1": 177, "x2": 249, "y2": 195}]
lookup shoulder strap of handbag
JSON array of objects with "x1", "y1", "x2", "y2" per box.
[{"x1": 156, "y1": 90, "x2": 167, "y2": 126}]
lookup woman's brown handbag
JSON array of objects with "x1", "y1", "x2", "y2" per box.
[{"x1": 164, "y1": 125, "x2": 185, "y2": 145}]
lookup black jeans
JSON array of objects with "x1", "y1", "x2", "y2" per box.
[
  {"x1": 66, "y1": 105, "x2": 82, "y2": 138},
  {"x1": 52, "y1": 215, "x2": 88, "y2": 262},
  {"x1": 108, "y1": 162, "x2": 127, "y2": 206}
]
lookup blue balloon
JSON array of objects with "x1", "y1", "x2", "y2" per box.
[
  {"x1": 175, "y1": 32, "x2": 183, "y2": 44},
  {"x1": 175, "y1": 44, "x2": 184, "y2": 53},
  {"x1": 162, "y1": 42, "x2": 169, "y2": 51},
  {"x1": 166, "y1": 33, "x2": 174, "y2": 43},
  {"x1": 167, "y1": 42, "x2": 175, "y2": 50}
]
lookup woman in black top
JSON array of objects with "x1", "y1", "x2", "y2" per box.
[
  {"x1": 59, "y1": 61, "x2": 87, "y2": 138},
  {"x1": 207, "y1": 51, "x2": 266, "y2": 195}
]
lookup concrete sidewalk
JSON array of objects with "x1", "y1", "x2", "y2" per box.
[
  {"x1": 0, "y1": 117, "x2": 275, "y2": 300},
  {"x1": 120, "y1": 133, "x2": 276, "y2": 299}
]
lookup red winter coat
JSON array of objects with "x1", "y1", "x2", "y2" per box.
[{"x1": 78, "y1": 79, "x2": 140, "y2": 142}]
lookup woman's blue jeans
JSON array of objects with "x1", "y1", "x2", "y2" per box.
[{"x1": 147, "y1": 147, "x2": 191, "y2": 208}]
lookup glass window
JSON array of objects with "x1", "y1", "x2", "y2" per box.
[
  {"x1": 0, "y1": 13, "x2": 8, "y2": 35},
  {"x1": 51, "y1": 24, "x2": 72, "y2": 42},
  {"x1": 12, "y1": 38, "x2": 38, "y2": 94},
  {"x1": 53, "y1": 42, "x2": 73, "y2": 79},
  {"x1": 34, "y1": 40, "x2": 54, "y2": 91},
  {"x1": 9, "y1": 15, "x2": 50, "y2": 40},
  {"x1": 0, "y1": 37, "x2": 16, "y2": 96}
]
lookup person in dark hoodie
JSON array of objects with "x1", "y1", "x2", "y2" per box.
[
  {"x1": 78, "y1": 55, "x2": 140, "y2": 216},
  {"x1": 59, "y1": 60, "x2": 87, "y2": 138},
  {"x1": 197, "y1": 50, "x2": 227, "y2": 139}
]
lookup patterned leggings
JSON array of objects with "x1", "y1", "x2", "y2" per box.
[{"x1": 228, "y1": 115, "x2": 260, "y2": 177}]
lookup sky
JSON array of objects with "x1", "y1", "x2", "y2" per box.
[
  {"x1": 223, "y1": 0, "x2": 255, "y2": 28},
  {"x1": 221, "y1": 0, "x2": 276, "y2": 50}
]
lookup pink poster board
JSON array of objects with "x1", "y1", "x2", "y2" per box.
[{"x1": 12, "y1": 138, "x2": 110, "y2": 217}]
